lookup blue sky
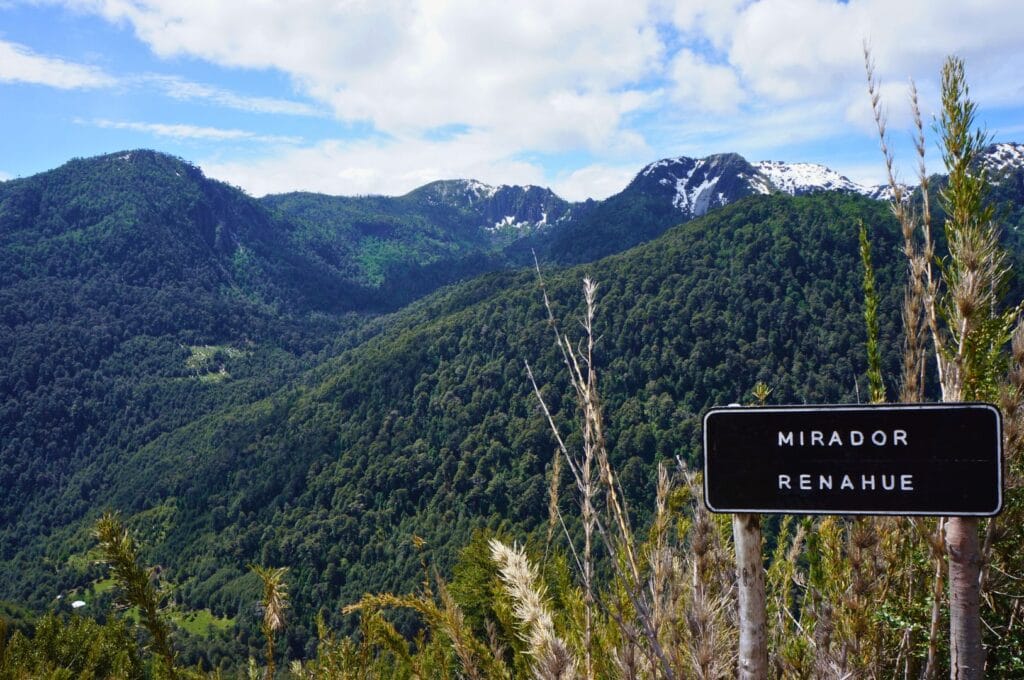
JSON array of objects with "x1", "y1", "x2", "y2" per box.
[{"x1": 2, "y1": 1, "x2": 1023, "y2": 200}]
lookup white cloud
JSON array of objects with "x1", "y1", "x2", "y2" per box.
[
  {"x1": 671, "y1": 0, "x2": 746, "y2": 51},
  {"x1": 994, "y1": 123, "x2": 1024, "y2": 138},
  {"x1": 829, "y1": 160, "x2": 889, "y2": 188},
  {"x1": 86, "y1": 118, "x2": 301, "y2": 144},
  {"x1": 553, "y1": 164, "x2": 639, "y2": 202},
  {"x1": 200, "y1": 130, "x2": 549, "y2": 198},
  {"x1": 0, "y1": 39, "x2": 116, "y2": 89},
  {"x1": 40, "y1": 0, "x2": 1024, "y2": 196},
  {"x1": 724, "y1": 0, "x2": 1024, "y2": 112},
  {"x1": 64, "y1": 0, "x2": 662, "y2": 150},
  {"x1": 651, "y1": 0, "x2": 1024, "y2": 167},
  {"x1": 199, "y1": 0, "x2": 1016, "y2": 166},
  {"x1": 728, "y1": 0, "x2": 862, "y2": 101},
  {"x1": 0, "y1": 171, "x2": 11, "y2": 182},
  {"x1": 203, "y1": 132, "x2": 645, "y2": 201},
  {"x1": 144, "y1": 75, "x2": 322, "y2": 116},
  {"x1": 670, "y1": 49, "x2": 744, "y2": 113},
  {"x1": 201, "y1": 122, "x2": 652, "y2": 200}
]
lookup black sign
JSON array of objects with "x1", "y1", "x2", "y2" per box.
[{"x1": 703, "y1": 403, "x2": 1002, "y2": 516}]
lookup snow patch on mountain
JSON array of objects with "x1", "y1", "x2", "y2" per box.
[
  {"x1": 756, "y1": 161, "x2": 864, "y2": 195},
  {"x1": 451, "y1": 143, "x2": 1024, "y2": 240},
  {"x1": 642, "y1": 156, "x2": 742, "y2": 217},
  {"x1": 656, "y1": 160, "x2": 705, "y2": 212},
  {"x1": 741, "y1": 171, "x2": 773, "y2": 196},
  {"x1": 863, "y1": 184, "x2": 902, "y2": 202},
  {"x1": 460, "y1": 179, "x2": 498, "y2": 204},
  {"x1": 981, "y1": 143, "x2": 1024, "y2": 173},
  {"x1": 642, "y1": 157, "x2": 684, "y2": 177},
  {"x1": 488, "y1": 215, "x2": 532, "y2": 232},
  {"x1": 675, "y1": 172, "x2": 720, "y2": 214}
]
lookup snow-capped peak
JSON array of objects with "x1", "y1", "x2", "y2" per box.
[
  {"x1": 641, "y1": 157, "x2": 689, "y2": 177},
  {"x1": 633, "y1": 153, "x2": 891, "y2": 218},
  {"x1": 458, "y1": 179, "x2": 498, "y2": 203},
  {"x1": 755, "y1": 161, "x2": 864, "y2": 196},
  {"x1": 632, "y1": 154, "x2": 755, "y2": 218},
  {"x1": 981, "y1": 143, "x2": 1024, "y2": 174}
]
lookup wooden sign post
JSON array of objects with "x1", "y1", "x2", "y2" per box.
[{"x1": 703, "y1": 402, "x2": 1003, "y2": 678}]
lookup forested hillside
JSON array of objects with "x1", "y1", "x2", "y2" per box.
[
  {"x1": 261, "y1": 185, "x2": 525, "y2": 308},
  {"x1": 4, "y1": 141, "x2": 1024, "y2": 672},
  {"x1": 3, "y1": 190, "x2": 909, "y2": 662},
  {"x1": 0, "y1": 151, "x2": 372, "y2": 626}
]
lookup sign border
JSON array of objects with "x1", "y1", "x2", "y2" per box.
[{"x1": 702, "y1": 402, "x2": 1003, "y2": 517}]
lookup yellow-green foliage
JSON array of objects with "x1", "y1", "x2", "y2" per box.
[
  {"x1": 170, "y1": 609, "x2": 234, "y2": 637},
  {"x1": 185, "y1": 345, "x2": 246, "y2": 382},
  {"x1": 94, "y1": 512, "x2": 180, "y2": 680},
  {"x1": 0, "y1": 613, "x2": 144, "y2": 679}
]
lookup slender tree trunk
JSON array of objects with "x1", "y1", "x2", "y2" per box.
[
  {"x1": 265, "y1": 632, "x2": 275, "y2": 680},
  {"x1": 733, "y1": 512, "x2": 768, "y2": 679},
  {"x1": 583, "y1": 498, "x2": 593, "y2": 680},
  {"x1": 924, "y1": 519, "x2": 946, "y2": 680},
  {"x1": 946, "y1": 516, "x2": 984, "y2": 679}
]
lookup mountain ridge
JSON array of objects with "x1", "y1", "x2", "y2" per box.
[{"x1": 6, "y1": 143, "x2": 1023, "y2": 296}]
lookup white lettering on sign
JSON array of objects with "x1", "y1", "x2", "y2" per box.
[
  {"x1": 777, "y1": 473, "x2": 916, "y2": 492},
  {"x1": 778, "y1": 429, "x2": 908, "y2": 447}
]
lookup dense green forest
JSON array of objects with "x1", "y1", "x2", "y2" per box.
[
  {"x1": 262, "y1": 188, "x2": 505, "y2": 305},
  {"x1": 263, "y1": 180, "x2": 574, "y2": 294},
  {"x1": 4, "y1": 183, "x2": 908, "y2": 664},
  {"x1": 3, "y1": 139, "x2": 1024, "y2": 674}
]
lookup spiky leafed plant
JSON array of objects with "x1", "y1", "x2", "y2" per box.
[
  {"x1": 94, "y1": 511, "x2": 179, "y2": 680},
  {"x1": 859, "y1": 220, "x2": 886, "y2": 404},
  {"x1": 867, "y1": 51, "x2": 1024, "y2": 678},
  {"x1": 865, "y1": 47, "x2": 951, "y2": 678},
  {"x1": 342, "y1": 536, "x2": 509, "y2": 680},
  {"x1": 933, "y1": 56, "x2": 1020, "y2": 680},
  {"x1": 249, "y1": 564, "x2": 289, "y2": 679}
]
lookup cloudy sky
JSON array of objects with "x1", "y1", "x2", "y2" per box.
[{"x1": 2, "y1": 0, "x2": 1023, "y2": 200}]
